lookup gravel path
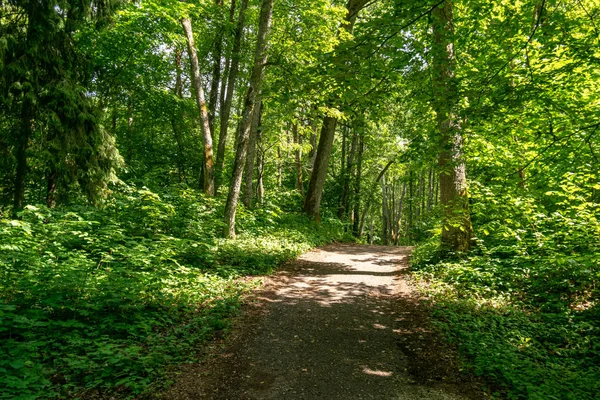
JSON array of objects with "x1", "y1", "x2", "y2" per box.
[{"x1": 161, "y1": 244, "x2": 487, "y2": 400}]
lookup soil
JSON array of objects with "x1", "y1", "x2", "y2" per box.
[{"x1": 159, "y1": 243, "x2": 489, "y2": 400}]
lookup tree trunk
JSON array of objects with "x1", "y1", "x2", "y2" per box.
[
  {"x1": 243, "y1": 100, "x2": 262, "y2": 208},
  {"x1": 223, "y1": 0, "x2": 274, "y2": 238},
  {"x1": 303, "y1": 116, "x2": 337, "y2": 220},
  {"x1": 256, "y1": 125, "x2": 265, "y2": 206},
  {"x1": 293, "y1": 123, "x2": 304, "y2": 195},
  {"x1": 358, "y1": 160, "x2": 394, "y2": 237},
  {"x1": 381, "y1": 175, "x2": 389, "y2": 245},
  {"x1": 408, "y1": 170, "x2": 413, "y2": 239},
  {"x1": 182, "y1": 17, "x2": 215, "y2": 196},
  {"x1": 208, "y1": 0, "x2": 225, "y2": 138},
  {"x1": 216, "y1": 0, "x2": 249, "y2": 193},
  {"x1": 352, "y1": 133, "x2": 363, "y2": 237},
  {"x1": 13, "y1": 98, "x2": 33, "y2": 213},
  {"x1": 432, "y1": 1, "x2": 473, "y2": 252},
  {"x1": 302, "y1": 0, "x2": 369, "y2": 220},
  {"x1": 427, "y1": 167, "x2": 433, "y2": 212},
  {"x1": 46, "y1": 165, "x2": 58, "y2": 208}
]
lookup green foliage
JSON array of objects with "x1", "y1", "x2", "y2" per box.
[
  {"x1": 0, "y1": 185, "x2": 343, "y2": 399},
  {"x1": 411, "y1": 178, "x2": 600, "y2": 400}
]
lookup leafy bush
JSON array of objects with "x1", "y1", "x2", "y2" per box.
[
  {"x1": 411, "y1": 178, "x2": 600, "y2": 400},
  {"x1": 0, "y1": 184, "x2": 343, "y2": 399}
]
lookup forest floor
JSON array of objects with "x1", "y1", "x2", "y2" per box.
[{"x1": 159, "y1": 243, "x2": 489, "y2": 400}]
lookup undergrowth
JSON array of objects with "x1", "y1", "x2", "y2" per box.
[
  {"x1": 0, "y1": 184, "x2": 344, "y2": 399},
  {"x1": 411, "y1": 181, "x2": 600, "y2": 400}
]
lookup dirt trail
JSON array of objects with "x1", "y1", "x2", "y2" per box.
[{"x1": 161, "y1": 244, "x2": 486, "y2": 400}]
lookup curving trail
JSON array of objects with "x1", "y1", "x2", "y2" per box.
[{"x1": 161, "y1": 244, "x2": 486, "y2": 400}]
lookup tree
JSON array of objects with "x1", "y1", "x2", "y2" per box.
[
  {"x1": 182, "y1": 17, "x2": 215, "y2": 196},
  {"x1": 303, "y1": 0, "x2": 371, "y2": 220},
  {"x1": 223, "y1": 0, "x2": 274, "y2": 238},
  {"x1": 431, "y1": 1, "x2": 473, "y2": 251}
]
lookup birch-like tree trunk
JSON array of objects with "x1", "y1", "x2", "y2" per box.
[
  {"x1": 223, "y1": 0, "x2": 274, "y2": 238},
  {"x1": 181, "y1": 17, "x2": 215, "y2": 195},
  {"x1": 432, "y1": 1, "x2": 473, "y2": 251}
]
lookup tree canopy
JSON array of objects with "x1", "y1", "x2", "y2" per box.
[{"x1": 1, "y1": 0, "x2": 599, "y2": 398}]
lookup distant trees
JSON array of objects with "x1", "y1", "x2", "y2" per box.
[{"x1": 0, "y1": 0, "x2": 597, "y2": 257}]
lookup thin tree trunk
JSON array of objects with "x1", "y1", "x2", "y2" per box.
[
  {"x1": 243, "y1": 100, "x2": 262, "y2": 208},
  {"x1": 208, "y1": 0, "x2": 225, "y2": 137},
  {"x1": 432, "y1": 1, "x2": 473, "y2": 251},
  {"x1": 182, "y1": 17, "x2": 215, "y2": 196},
  {"x1": 277, "y1": 145, "x2": 283, "y2": 186},
  {"x1": 427, "y1": 167, "x2": 433, "y2": 212},
  {"x1": 256, "y1": 125, "x2": 265, "y2": 206},
  {"x1": 408, "y1": 170, "x2": 414, "y2": 239},
  {"x1": 217, "y1": 0, "x2": 237, "y2": 129},
  {"x1": 13, "y1": 98, "x2": 33, "y2": 213},
  {"x1": 352, "y1": 133, "x2": 364, "y2": 237},
  {"x1": 216, "y1": 0, "x2": 249, "y2": 193},
  {"x1": 308, "y1": 121, "x2": 318, "y2": 173},
  {"x1": 303, "y1": 0, "x2": 369, "y2": 220},
  {"x1": 46, "y1": 164, "x2": 57, "y2": 208},
  {"x1": 223, "y1": 0, "x2": 274, "y2": 238},
  {"x1": 358, "y1": 160, "x2": 394, "y2": 237},
  {"x1": 396, "y1": 182, "x2": 406, "y2": 245},
  {"x1": 175, "y1": 48, "x2": 183, "y2": 98},
  {"x1": 381, "y1": 174, "x2": 389, "y2": 245},
  {"x1": 293, "y1": 123, "x2": 304, "y2": 195}
]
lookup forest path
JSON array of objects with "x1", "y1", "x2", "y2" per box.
[{"x1": 161, "y1": 244, "x2": 485, "y2": 400}]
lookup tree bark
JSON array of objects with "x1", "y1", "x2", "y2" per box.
[
  {"x1": 216, "y1": 0, "x2": 249, "y2": 193},
  {"x1": 223, "y1": 0, "x2": 274, "y2": 238},
  {"x1": 303, "y1": 116, "x2": 337, "y2": 220},
  {"x1": 352, "y1": 133, "x2": 364, "y2": 237},
  {"x1": 432, "y1": 1, "x2": 473, "y2": 252},
  {"x1": 13, "y1": 98, "x2": 33, "y2": 213},
  {"x1": 256, "y1": 124, "x2": 265, "y2": 206},
  {"x1": 293, "y1": 123, "x2": 304, "y2": 195},
  {"x1": 243, "y1": 100, "x2": 262, "y2": 208},
  {"x1": 182, "y1": 17, "x2": 215, "y2": 196},
  {"x1": 381, "y1": 174, "x2": 389, "y2": 245},
  {"x1": 208, "y1": 0, "x2": 225, "y2": 138},
  {"x1": 302, "y1": 0, "x2": 370, "y2": 220}
]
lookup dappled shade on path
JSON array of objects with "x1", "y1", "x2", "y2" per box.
[{"x1": 162, "y1": 244, "x2": 484, "y2": 399}]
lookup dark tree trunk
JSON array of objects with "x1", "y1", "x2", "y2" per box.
[
  {"x1": 303, "y1": 116, "x2": 337, "y2": 220},
  {"x1": 216, "y1": 0, "x2": 249, "y2": 193},
  {"x1": 13, "y1": 98, "x2": 33, "y2": 213},
  {"x1": 302, "y1": 0, "x2": 370, "y2": 220},
  {"x1": 223, "y1": 0, "x2": 274, "y2": 238},
  {"x1": 432, "y1": 1, "x2": 473, "y2": 251},
  {"x1": 182, "y1": 17, "x2": 215, "y2": 196}
]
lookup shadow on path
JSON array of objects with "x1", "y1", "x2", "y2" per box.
[{"x1": 161, "y1": 244, "x2": 487, "y2": 400}]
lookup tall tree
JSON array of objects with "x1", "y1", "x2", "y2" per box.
[
  {"x1": 303, "y1": 0, "x2": 370, "y2": 220},
  {"x1": 223, "y1": 0, "x2": 274, "y2": 238},
  {"x1": 215, "y1": 0, "x2": 249, "y2": 192},
  {"x1": 431, "y1": 1, "x2": 473, "y2": 251},
  {"x1": 182, "y1": 17, "x2": 215, "y2": 195}
]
